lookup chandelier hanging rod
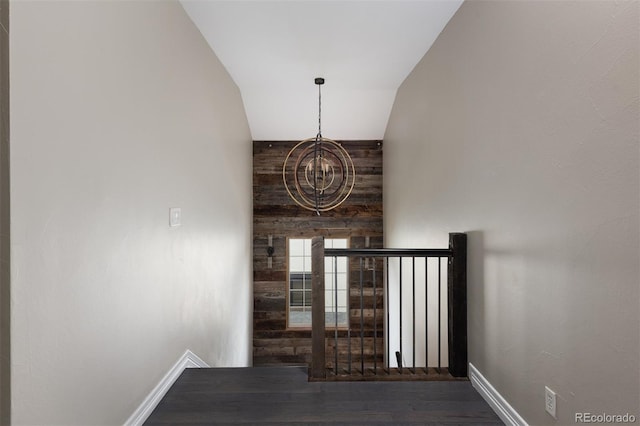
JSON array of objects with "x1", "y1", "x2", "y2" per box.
[{"x1": 315, "y1": 77, "x2": 324, "y2": 139}]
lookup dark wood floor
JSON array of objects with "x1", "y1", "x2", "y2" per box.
[{"x1": 145, "y1": 366, "x2": 503, "y2": 425}]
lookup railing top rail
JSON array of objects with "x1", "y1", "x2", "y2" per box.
[{"x1": 324, "y1": 248, "x2": 453, "y2": 257}]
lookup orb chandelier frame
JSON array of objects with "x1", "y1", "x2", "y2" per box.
[{"x1": 282, "y1": 78, "x2": 356, "y2": 215}]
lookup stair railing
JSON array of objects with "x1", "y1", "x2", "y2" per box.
[{"x1": 310, "y1": 233, "x2": 467, "y2": 380}]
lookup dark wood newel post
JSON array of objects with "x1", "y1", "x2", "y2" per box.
[
  {"x1": 311, "y1": 236, "x2": 326, "y2": 379},
  {"x1": 448, "y1": 232, "x2": 468, "y2": 377}
]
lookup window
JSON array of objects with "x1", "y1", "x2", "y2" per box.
[{"x1": 288, "y1": 238, "x2": 349, "y2": 328}]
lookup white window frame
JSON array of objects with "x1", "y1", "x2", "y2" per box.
[{"x1": 287, "y1": 238, "x2": 349, "y2": 329}]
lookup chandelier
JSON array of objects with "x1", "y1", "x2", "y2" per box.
[{"x1": 282, "y1": 78, "x2": 356, "y2": 215}]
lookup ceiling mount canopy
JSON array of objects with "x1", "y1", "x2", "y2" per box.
[{"x1": 283, "y1": 78, "x2": 356, "y2": 215}]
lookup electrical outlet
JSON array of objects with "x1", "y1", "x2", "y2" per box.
[{"x1": 545, "y1": 386, "x2": 557, "y2": 418}]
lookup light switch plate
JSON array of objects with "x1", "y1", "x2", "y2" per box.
[{"x1": 169, "y1": 207, "x2": 181, "y2": 227}]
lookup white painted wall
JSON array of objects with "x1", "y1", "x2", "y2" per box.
[
  {"x1": 384, "y1": 1, "x2": 639, "y2": 424},
  {"x1": 9, "y1": 1, "x2": 252, "y2": 424}
]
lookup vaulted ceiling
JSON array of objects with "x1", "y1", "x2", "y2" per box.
[{"x1": 180, "y1": 1, "x2": 463, "y2": 140}]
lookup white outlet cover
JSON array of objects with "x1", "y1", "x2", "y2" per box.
[
  {"x1": 545, "y1": 386, "x2": 557, "y2": 418},
  {"x1": 169, "y1": 207, "x2": 181, "y2": 227}
]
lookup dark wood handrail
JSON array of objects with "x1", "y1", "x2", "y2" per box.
[{"x1": 324, "y1": 248, "x2": 453, "y2": 257}]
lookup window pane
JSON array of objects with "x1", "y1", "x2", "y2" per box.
[
  {"x1": 324, "y1": 258, "x2": 334, "y2": 273},
  {"x1": 325, "y1": 290, "x2": 335, "y2": 304},
  {"x1": 336, "y1": 257, "x2": 348, "y2": 273},
  {"x1": 336, "y1": 274, "x2": 347, "y2": 290},
  {"x1": 289, "y1": 239, "x2": 304, "y2": 256},
  {"x1": 290, "y1": 291, "x2": 303, "y2": 306},
  {"x1": 337, "y1": 291, "x2": 348, "y2": 308},
  {"x1": 290, "y1": 272, "x2": 308, "y2": 280},
  {"x1": 329, "y1": 239, "x2": 348, "y2": 249},
  {"x1": 289, "y1": 311, "x2": 311, "y2": 327},
  {"x1": 289, "y1": 256, "x2": 304, "y2": 272},
  {"x1": 324, "y1": 273, "x2": 335, "y2": 290}
]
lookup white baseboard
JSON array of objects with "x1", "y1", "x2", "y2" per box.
[
  {"x1": 469, "y1": 362, "x2": 528, "y2": 426},
  {"x1": 124, "y1": 349, "x2": 209, "y2": 426}
]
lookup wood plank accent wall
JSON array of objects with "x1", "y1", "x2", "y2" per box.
[{"x1": 253, "y1": 140, "x2": 383, "y2": 366}]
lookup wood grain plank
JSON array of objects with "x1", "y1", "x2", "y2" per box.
[{"x1": 145, "y1": 367, "x2": 503, "y2": 424}]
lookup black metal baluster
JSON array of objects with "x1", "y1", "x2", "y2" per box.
[
  {"x1": 373, "y1": 257, "x2": 377, "y2": 375},
  {"x1": 385, "y1": 257, "x2": 389, "y2": 374},
  {"x1": 348, "y1": 255, "x2": 352, "y2": 376},
  {"x1": 359, "y1": 257, "x2": 364, "y2": 375},
  {"x1": 399, "y1": 258, "x2": 403, "y2": 374},
  {"x1": 348, "y1": 327, "x2": 352, "y2": 375},
  {"x1": 412, "y1": 256, "x2": 416, "y2": 374},
  {"x1": 438, "y1": 257, "x2": 442, "y2": 373},
  {"x1": 334, "y1": 255, "x2": 338, "y2": 376},
  {"x1": 425, "y1": 257, "x2": 429, "y2": 374}
]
